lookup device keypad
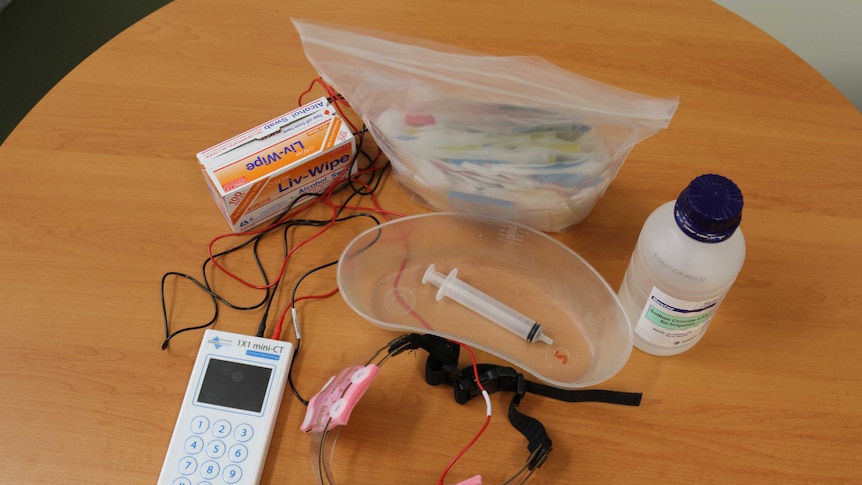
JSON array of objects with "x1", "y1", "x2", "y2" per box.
[{"x1": 170, "y1": 415, "x2": 253, "y2": 484}]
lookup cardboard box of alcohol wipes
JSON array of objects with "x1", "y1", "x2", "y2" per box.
[{"x1": 196, "y1": 97, "x2": 356, "y2": 231}]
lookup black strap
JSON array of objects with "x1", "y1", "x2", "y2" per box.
[
  {"x1": 427, "y1": 352, "x2": 642, "y2": 408},
  {"x1": 508, "y1": 391, "x2": 553, "y2": 470},
  {"x1": 396, "y1": 333, "x2": 643, "y2": 471},
  {"x1": 523, "y1": 381, "x2": 643, "y2": 407}
]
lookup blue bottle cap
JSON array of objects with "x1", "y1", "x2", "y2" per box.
[{"x1": 674, "y1": 174, "x2": 743, "y2": 243}]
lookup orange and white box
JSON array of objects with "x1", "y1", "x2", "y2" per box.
[{"x1": 197, "y1": 97, "x2": 356, "y2": 232}]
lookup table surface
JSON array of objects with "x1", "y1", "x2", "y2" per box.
[{"x1": 2, "y1": 0, "x2": 861, "y2": 483}]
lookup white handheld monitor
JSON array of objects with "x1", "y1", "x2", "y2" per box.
[{"x1": 158, "y1": 329, "x2": 294, "y2": 485}]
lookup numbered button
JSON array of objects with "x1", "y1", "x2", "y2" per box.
[
  {"x1": 228, "y1": 444, "x2": 248, "y2": 463},
  {"x1": 190, "y1": 416, "x2": 210, "y2": 434},
  {"x1": 223, "y1": 465, "x2": 243, "y2": 484},
  {"x1": 184, "y1": 436, "x2": 204, "y2": 455},
  {"x1": 234, "y1": 424, "x2": 253, "y2": 442},
  {"x1": 200, "y1": 460, "x2": 220, "y2": 480},
  {"x1": 171, "y1": 478, "x2": 191, "y2": 485},
  {"x1": 212, "y1": 419, "x2": 231, "y2": 438},
  {"x1": 177, "y1": 456, "x2": 198, "y2": 476},
  {"x1": 206, "y1": 440, "x2": 226, "y2": 459}
]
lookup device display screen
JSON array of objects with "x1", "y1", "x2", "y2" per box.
[{"x1": 197, "y1": 358, "x2": 273, "y2": 413}]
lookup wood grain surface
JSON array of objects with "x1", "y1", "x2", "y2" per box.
[{"x1": 1, "y1": 0, "x2": 861, "y2": 483}]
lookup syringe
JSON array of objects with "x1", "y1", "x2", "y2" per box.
[{"x1": 422, "y1": 264, "x2": 553, "y2": 345}]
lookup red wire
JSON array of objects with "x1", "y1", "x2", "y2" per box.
[
  {"x1": 437, "y1": 342, "x2": 490, "y2": 485},
  {"x1": 438, "y1": 415, "x2": 492, "y2": 485},
  {"x1": 207, "y1": 200, "x2": 339, "y2": 290},
  {"x1": 298, "y1": 77, "x2": 360, "y2": 134},
  {"x1": 391, "y1": 257, "x2": 491, "y2": 484},
  {"x1": 296, "y1": 79, "x2": 317, "y2": 106},
  {"x1": 270, "y1": 287, "x2": 340, "y2": 341}
]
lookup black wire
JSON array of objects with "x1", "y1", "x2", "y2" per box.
[
  {"x1": 250, "y1": 212, "x2": 380, "y2": 341},
  {"x1": 160, "y1": 209, "x2": 381, "y2": 347},
  {"x1": 160, "y1": 272, "x2": 220, "y2": 349},
  {"x1": 160, "y1": 191, "x2": 333, "y2": 348},
  {"x1": 160, "y1": 122, "x2": 389, "y2": 349},
  {"x1": 289, "y1": 338, "x2": 309, "y2": 405},
  {"x1": 160, "y1": 236, "x2": 276, "y2": 349},
  {"x1": 284, "y1": 213, "x2": 381, "y2": 406}
]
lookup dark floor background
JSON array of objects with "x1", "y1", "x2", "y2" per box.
[{"x1": 0, "y1": 0, "x2": 173, "y2": 145}]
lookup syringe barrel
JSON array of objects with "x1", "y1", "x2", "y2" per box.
[{"x1": 423, "y1": 265, "x2": 543, "y2": 342}]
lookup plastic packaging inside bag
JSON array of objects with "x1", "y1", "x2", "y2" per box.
[{"x1": 293, "y1": 19, "x2": 679, "y2": 232}]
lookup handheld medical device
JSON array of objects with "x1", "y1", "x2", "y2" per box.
[{"x1": 158, "y1": 329, "x2": 294, "y2": 485}]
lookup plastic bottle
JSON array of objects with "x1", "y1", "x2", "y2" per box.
[{"x1": 617, "y1": 174, "x2": 745, "y2": 356}]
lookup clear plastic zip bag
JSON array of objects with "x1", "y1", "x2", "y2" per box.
[{"x1": 293, "y1": 19, "x2": 679, "y2": 232}]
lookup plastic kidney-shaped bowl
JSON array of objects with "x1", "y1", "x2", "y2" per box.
[{"x1": 336, "y1": 212, "x2": 633, "y2": 388}]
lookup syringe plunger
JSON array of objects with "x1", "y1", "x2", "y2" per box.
[{"x1": 422, "y1": 264, "x2": 553, "y2": 345}]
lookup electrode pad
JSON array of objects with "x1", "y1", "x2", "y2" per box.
[{"x1": 336, "y1": 213, "x2": 633, "y2": 388}]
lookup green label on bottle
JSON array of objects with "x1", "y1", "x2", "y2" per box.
[
  {"x1": 645, "y1": 305, "x2": 713, "y2": 330},
  {"x1": 635, "y1": 287, "x2": 726, "y2": 348}
]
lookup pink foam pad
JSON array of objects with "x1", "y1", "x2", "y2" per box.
[{"x1": 301, "y1": 364, "x2": 380, "y2": 434}]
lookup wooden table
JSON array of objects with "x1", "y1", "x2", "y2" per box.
[{"x1": 2, "y1": 0, "x2": 861, "y2": 483}]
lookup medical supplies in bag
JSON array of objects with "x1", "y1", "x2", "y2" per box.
[{"x1": 293, "y1": 19, "x2": 679, "y2": 232}]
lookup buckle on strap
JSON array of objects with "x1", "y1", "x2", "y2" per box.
[{"x1": 454, "y1": 364, "x2": 523, "y2": 404}]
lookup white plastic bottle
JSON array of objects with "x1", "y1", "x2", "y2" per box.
[{"x1": 618, "y1": 174, "x2": 745, "y2": 356}]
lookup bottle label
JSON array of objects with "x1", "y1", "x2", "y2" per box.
[{"x1": 634, "y1": 287, "x2": 725, "y2": 348}]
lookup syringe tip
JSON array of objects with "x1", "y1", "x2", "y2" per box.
[{"x1": 539, "y1": 333, "x2": 554, "y2": 345}]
